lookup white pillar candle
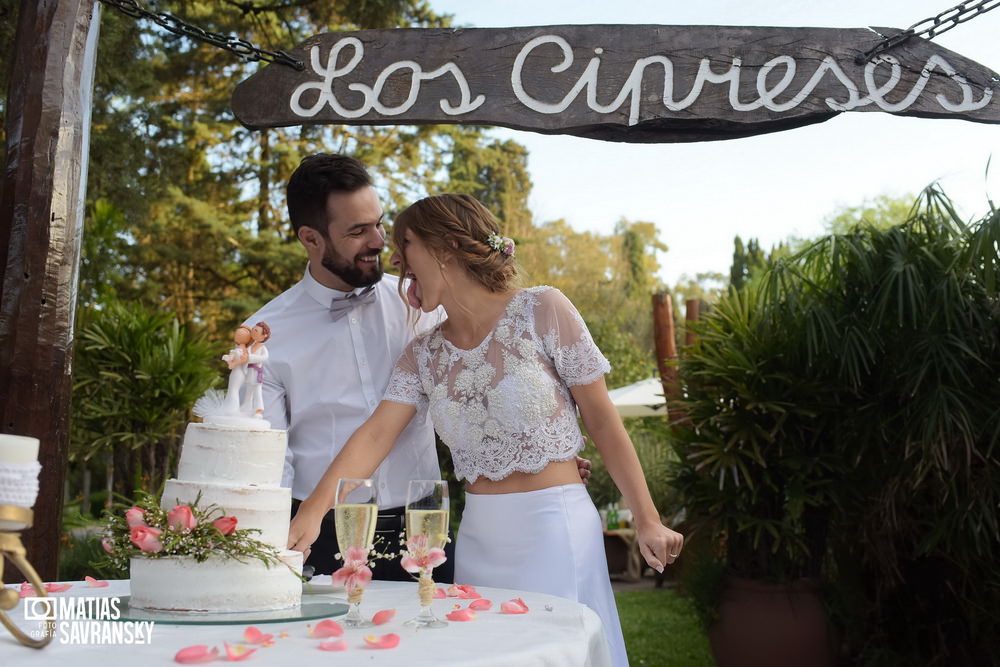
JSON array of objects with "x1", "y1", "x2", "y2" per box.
[
  {"x1": 0, "y1": 434, "x2": 41, "y2": 530},
  {"x1": 0, "y1": 434, "x2": 40, "y2": 464}
]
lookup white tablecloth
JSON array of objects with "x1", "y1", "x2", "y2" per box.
[{"x1": 1, "y1": 577, "x2": 612, "y2": 666}]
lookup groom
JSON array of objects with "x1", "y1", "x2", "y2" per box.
[{"x1": 250, "y1": 153, "x2": 590, "y2": 581}]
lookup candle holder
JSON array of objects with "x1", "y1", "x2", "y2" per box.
[{"x1": 0, "y1": 505, "x2": 53, "y2": 648}]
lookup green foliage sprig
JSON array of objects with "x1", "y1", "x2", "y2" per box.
[{"x1": 100, "y1": 493, "x2": 284, "y2": 572}]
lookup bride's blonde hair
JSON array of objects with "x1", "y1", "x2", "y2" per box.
[{"x1": 392, "y1": 194, "x2": 519, "y2": 296}]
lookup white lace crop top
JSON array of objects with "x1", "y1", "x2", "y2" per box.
[{"x1": 384, "y1": 286, "x2": 610, "y2": 482}]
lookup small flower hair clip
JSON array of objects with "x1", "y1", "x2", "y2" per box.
[{"x1": 485, "y1": 232, "x2": 516, "y2": 257}]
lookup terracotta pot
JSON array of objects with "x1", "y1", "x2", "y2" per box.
[{"x1": 709, "y1": 575, "x2": 834, "y2": 667}]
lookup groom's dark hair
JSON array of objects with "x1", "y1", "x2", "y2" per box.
[{"x1": 287, "y1": 153, "x2": 373, "y2": 234}]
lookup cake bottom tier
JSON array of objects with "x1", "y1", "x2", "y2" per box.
[{"x1": 129, "y1": 550, "x2": 303, "y2": 613}]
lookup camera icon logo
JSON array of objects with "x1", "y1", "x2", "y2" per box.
[{"x1": 23, "y1": 597, "x2": 56, "y2": 621}]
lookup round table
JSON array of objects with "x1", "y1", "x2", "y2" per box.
[{"x1": 1, "y1": 577, "x2": 613, "y2": 666}]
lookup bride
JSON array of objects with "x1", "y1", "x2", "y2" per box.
[{"x1": 288, "y1": 193, "x2": 683, "y2": 666}]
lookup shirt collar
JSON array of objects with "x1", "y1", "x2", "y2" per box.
[{"x1": 302, "y1": 262, "x2": 375, "y2": 308}]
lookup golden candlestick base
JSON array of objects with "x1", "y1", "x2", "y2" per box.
[{"x1": 0, "y1": 505, "x2": 53, "y2": 648}]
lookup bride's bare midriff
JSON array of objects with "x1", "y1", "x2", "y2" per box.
[{"x1": 465, "y1": 459, "x2": 582, "y2": 495}]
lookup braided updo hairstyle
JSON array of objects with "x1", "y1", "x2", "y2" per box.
[{"x1": 392, "y1": 194, "x2": 519, "y2": 294}]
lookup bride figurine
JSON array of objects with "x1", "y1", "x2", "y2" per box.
[{"x1": 222, "y1": 325, "x2": 252, "y2": 415}]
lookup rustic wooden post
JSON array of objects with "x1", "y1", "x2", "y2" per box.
[
  {"x1": 652, "y1": 293, "x2": 683, "y2": 420},
  {"x1": 0, "y1": 0, "x2": 100, "y2": 582},
  {"x1": 685, "y1": 299, "x2": 701, "y2": 347}
]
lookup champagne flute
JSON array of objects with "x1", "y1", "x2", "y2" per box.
[
  {"x1": 403, "y1": 479, "x2": 449, "y2": 628},
  {"x1": 334, "y1": 478, "x2": 377, "y2": 628}
]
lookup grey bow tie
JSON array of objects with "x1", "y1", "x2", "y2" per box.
[{"x1": 329, "y1": 285, "x2": 377, "y2": 321}]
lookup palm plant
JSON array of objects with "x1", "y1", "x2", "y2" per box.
[{"x1": 672, "y1": 186, "x2": 1000, "y2": 664}]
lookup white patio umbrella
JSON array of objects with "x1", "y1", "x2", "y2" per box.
[{"x1": 607, "y1": 377, "x2": 668, "y2": 418}]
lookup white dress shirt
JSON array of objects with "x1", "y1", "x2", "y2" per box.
[{"x1": 245, "y1": 266, "x2": 444, "y2": 508}]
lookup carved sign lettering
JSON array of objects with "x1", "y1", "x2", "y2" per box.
[{"x1": 232, "y1": 26, "x2": 1000, "y2": 143}]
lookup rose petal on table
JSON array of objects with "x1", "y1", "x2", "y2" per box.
[
  {"x1": 19, "y1": 582, "x2": 35, "y2": 598},
  {"x1": 278, "y1": 632, "x2": 290, "y2": 639},
  {"x1": 468, "y1": 599, "x2": 493, "y2": 611},
  {"x1": 174, "y1": 645, "x2": 219, "y2": 664},
  {"x1": 371, "y1": 608, "x2": 396, "y2": 625},
  {"x1": 433, "y1": 587, "x2": 446, "y2": 599},
  {"x1": 445, "y1": 609, "x2": 478, "y2": 622},
  {"x1": 363, "y1": 633, "x2": 400, "y2": 649},
  {"x1": 501, "y1": 598, "x2": 530, "y2": 614},
  {"x1": 242, "y1": 626, "x2": 273, "y2": 645},
  {"x1": 84, "y1": 576, "x2": 109, "y2": 588},
  {"x1": 317, "y1": 639, "x2": 348, "y2": 652},
  {"x1": 223, "y1": 642, "x2": 257, "y2": 661},
  {"x1": 447, "y1": 584, "x2": 480, "y2": 599},
  {"x1": 44, "y1": 583, "x2": 72, "y2": 593},
  {"x1": 309, "y1": 619, "x2": 344, "y2": 638}
]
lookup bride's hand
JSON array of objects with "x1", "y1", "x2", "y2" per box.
[
  {"x1": 635, "y1": 521, "x2": 684, "y2": 572},
  {"x1": 287, "y1": 504, "x2": 324, "y2": 558}
]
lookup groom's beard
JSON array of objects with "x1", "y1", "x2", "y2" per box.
[{"x1": 320, "y1": 241, "x2": 383, "y2": 288}]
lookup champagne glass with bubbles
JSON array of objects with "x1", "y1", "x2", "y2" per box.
[
  {"x1": 334, "y1": 478, "x2": 377, "y2": 628},
  {"x1": 403, "y1": 480, "x2": 449, "y2": 628}
]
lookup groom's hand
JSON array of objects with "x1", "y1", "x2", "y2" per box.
[{"x1": 575, "y1": 456, "x2": 592, "y2": 484}]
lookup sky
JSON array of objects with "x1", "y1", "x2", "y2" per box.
[{"x1": 428, "y1": 0, "x2": 1000, "y2": 285}]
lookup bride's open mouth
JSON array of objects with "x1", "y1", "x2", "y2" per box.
[{"x1": 405, "y1": 272, "x2": 423, "y2": 309}]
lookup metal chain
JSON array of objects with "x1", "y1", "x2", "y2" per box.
[
  {"x1": 856, "y1": 0, "x2": 1000, "y2": 64},
  {"x1": 97, "y1": 0, "x2": 304, "y2": 70}
]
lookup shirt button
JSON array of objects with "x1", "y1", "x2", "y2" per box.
[
  {"x1": 350, "y1": 317, "x2": 357, "y2": 324},
  {"x1": 360, "y1": 360, "x2": 367, "y2": 367}
]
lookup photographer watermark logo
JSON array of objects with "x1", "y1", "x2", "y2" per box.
[{"x1": 24, "y1": 597, "x2": 154, "y2": 645}]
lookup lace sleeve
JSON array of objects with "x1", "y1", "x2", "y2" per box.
[
  {"x1": 383, "y1": 344, "x2": 427, "y2": 409},
  {"x1": 536, "y1": 287, "x2": 611, "y2": 386}
]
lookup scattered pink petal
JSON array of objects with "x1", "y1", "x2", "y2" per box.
[
  {"x1": 433, "y1": 587, "x2": 446, "y2": 599},
  {"x1": 501, "y1": 598, "x2": 530, "y2": 614},
  {"x1": 19, "y1": 582, "x2": 35, "y2": 598},
  {"x1": 174, "y1": 645, "x2": 219, "y2": 664},
  {"x1": 363, "y1": 633, "x2": 400, "y2": 649},
  {"x1": 85, "y1": 576, "x2": 109, "y2": 588},
  {"x1": 446, "y1": 609, "x2": 478, "y2": 622},
  {"x1": 44, "y1": 583, "x2": 72, "y2": 593},
  {"x1": 447, "y1": 584, "x2": 480, "y2": 599},
  {"x1": 317, "y1": 640, "x2": 348, "y2": 652},
  {"x1": 242, "y1": 626, "x2": 273, "y2": 645},
  {"x1": 468, "y1": 599, "x2": 493, "y2": 611},
  {"x1": 223, "y1": 642, "x2": 256, "y2": 661},
  {"x1": 278, "y1": 632, "x2": 289, "y2": 639},
  {"x1": 309, "y1": 619, "x2": 344, "y2": 638},
  {"x1": 371, "y1": 608, "x2": 396, "y2": 625}
]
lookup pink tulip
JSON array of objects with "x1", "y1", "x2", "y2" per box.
[
  {"x1": 309, "y1": 619, "x2": 343, "y2": 638},
  {"x1": 130, "y1": 525, "x2": 164, "y2": 553},
  {"x1": 212, "y1": 515, "x2": 238, "y2": 536},
  {"x1": 318, "y1": 640, "x2": 348, "y2": 651},
  {"x1": 167, "y1": 505, "x2": 197, "y2": 533},
  {"x1": 362, "y1": 633, "x2": 400, "y2": 649},
  {"x1": 125, "y1": 506, "x2": 147, "y2": 528},
  {"x1": 174, "y1": 645, "x2": 218, "y2": 664}
]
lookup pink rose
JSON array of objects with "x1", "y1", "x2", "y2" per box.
[
  {"x1": 125, "y1": 506, "x2": 147, "y2": 528},
  {"x1": 129, "y1": 525, "x2": 163, "y2": 553},
  {"x1": 101, "y1": 537, "x2": 114, "y2": 553},
  {"x1": 167, "y1": 505, "x2": 197, "y2": 533},
  {"x1": 212, "y1": 515, "x2": 238, "y2": 536}
]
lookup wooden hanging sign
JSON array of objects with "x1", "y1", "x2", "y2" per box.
[{"x1": 232, "y1": 25, "x2": 1000, "y2": 143}]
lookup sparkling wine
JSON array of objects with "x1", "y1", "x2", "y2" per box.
[
  {"x1": 335, "y1": 503, "x2": 377, "y2": 551},
  {"x1": 406, "y1": 509, "x2": 449, "y2": 550}
]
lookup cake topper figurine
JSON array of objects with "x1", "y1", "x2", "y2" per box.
[{"x1": 194, "y1": 321, "x2": 272, "y2": 428}]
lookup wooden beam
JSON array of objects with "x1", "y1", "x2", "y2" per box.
[
  {"x1": 0, "y1": 0, "x2": 100, "y2": 582},
  {"x1": 652, "y1": 292, "x2": 682, "y2": 420},
  {"x1": 233, "y1": 25, "x2": 1000, "y2": 142}
]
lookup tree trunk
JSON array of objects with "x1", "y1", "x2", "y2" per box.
[{"x1": 0, "y1": 0, "x2": 100, "y2": 583}]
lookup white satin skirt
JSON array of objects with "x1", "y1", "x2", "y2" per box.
[{"x1": 456, "y1": 483, "x2": 629, "y2": 667}]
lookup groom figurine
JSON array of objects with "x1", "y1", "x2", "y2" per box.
[{"x1": 249, "y1": 154, "x2": 590, "y2": 581}]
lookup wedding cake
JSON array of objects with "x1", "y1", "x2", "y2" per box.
[{"x1": 128, "y1": 419, "x2": 304, "y2": 612}]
